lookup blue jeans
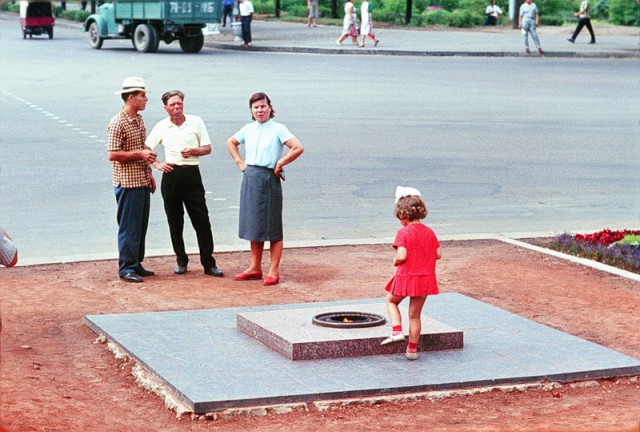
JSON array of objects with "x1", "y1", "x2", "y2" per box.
[
  {"x1": 114, "y1": 186, "x2": 151, "y2": 277},
  {"x1": 522, "y1": 20, "x2": 541, "y2": 49}
]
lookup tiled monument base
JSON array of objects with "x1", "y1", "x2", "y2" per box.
[
  {"x1": 84, "y1": 294, "x2": 640, "y2": 414},
  {"x1": 237, "y1": 303, "x2": 463, "y2": 360}
]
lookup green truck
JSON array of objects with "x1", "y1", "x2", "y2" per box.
[{"x1": 82, "y1": 0, "x2": 221, "y2": 53}]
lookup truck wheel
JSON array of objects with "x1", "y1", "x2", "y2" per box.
[
  {"x1": 179, "y1": 33, "x2": 204, "y2": 53},
  {"x1": 133, "y1": 24, "x2": 157, "y2": 53},
  {"x1": 88, "y1": 22, "x2": 103, "y2": 49},
  {"x1": 133, "y1": 26, "x2": 159, "y2": 52},
  {"x1": 47, "y1": 27, "x2": 53, "y2": 39},
  {"x1": 149, "y1": 26, "x2": 160, "y2": 53}
]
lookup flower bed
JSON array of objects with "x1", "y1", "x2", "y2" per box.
[{"x1": 550, "y1": 229, "x2": 640, "y2": 274}]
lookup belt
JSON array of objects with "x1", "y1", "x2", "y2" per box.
[{"x1": 172, "y1": 164, "x2": 198, "y2": 169}]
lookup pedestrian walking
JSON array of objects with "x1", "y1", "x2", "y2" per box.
[
  {"x1": 568, "y1": 0, "x2": 596, "y2": 44},
  {"x1": 380, "y1": 187, "x2": 442, "y2": 361},
  {"x1": 518, "y1": 0, "x2": 543, "y2": 54},
  {"x1": 146, "y1": 90, "x2": 224, "y2": 277},
  {"x1": 359, "y1": 0, "x2": 380, "y2": 47},
  {"x1": 336, "y1": 0, "x2": 358, "y2": 45}
]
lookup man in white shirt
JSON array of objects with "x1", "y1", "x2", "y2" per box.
[
  {"x1": 484, "y1": 0, "x2": 502, "y2": 25},
  {"x1": 238, "y1": 0, "x2": 254, "y2": 46},
  {"x1": 146, "y1": 90, "x2": 223, "y2": 277},
  {"x1": 568, "y1": 0, "x2": 595, "y2": 44}
]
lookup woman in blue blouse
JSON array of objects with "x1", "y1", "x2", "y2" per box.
[{"x1": 227, "y1": 93, "x2": 304, "y2": 286}]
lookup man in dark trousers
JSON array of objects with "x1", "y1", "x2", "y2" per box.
[
  {"x1": 567, "y1": 0, "x2": 595, "y2": 44},
  {"x1": 107, "y1": 77, "x2": 157, "y2": 283},
  {"x1": 146, "y1": 90, "x2": 223, "y2": 277}
]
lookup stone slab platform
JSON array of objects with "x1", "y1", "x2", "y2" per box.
[
  {"x1": 237, "y1": 303, "x2": 463, "y2": 360},
  {"x1": 84, "y1": 293, "x2": 640, "y2": 414}
]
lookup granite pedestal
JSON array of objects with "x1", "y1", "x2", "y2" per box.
[{"x1": 237, "y1": 303, "x2": 463, "y2": 360}]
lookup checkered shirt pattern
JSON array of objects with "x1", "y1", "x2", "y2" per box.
[{"x1": 107, "y1": 110, "x2": 151, "y2": 188}]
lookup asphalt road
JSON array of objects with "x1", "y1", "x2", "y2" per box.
[{"x1": 0, "y1": 15, "x2": 638, "y2": 264}]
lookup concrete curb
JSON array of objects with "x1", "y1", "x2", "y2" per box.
[
  {"x1": 205, "y1": 41, "x2": 640, "y2": 59},
  {"x1": 498, "y1": 238, "x2": 640, "y2": 283}
]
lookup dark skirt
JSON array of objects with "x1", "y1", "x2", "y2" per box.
[{"x1": 239, "y1": 165, "x2": 283, "y2": 242}]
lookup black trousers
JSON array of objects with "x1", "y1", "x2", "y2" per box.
[
  {"x1": 241, "y1": 16, "x2": 252, "y2": 43},
  {"x1": 161, "y1": 166, "x2": 216, "y2": 268},
  {"x1": 571, "y1": 18, "x2": 595, "y2": 42},
  {"x1": 484, "y1": 16, "x2": 497, "y2": 26}
]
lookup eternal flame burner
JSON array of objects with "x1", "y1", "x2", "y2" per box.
[{"x1": 312, "y1": 311, "x2": 386, "y2": 329}]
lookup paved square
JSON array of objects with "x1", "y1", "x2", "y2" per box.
[{"x1": 84, "y1": 293, "x2": 640, "y2": 414}]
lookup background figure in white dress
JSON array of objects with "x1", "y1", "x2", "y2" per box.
[
  {"x1": 359, "y1": 0, "x2": 380, "y2": 47},
  {"x1": 336, "y1": 0, "x2": 358, "y2": 45}
]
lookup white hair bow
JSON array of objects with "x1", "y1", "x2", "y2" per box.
[{"x1": 395, "y1": 186, "x2": 421, "y2": 203}]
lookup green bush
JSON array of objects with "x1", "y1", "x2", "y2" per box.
[
  {"x1": 608, "y1": 0, "x2": 640, "y2": 25},
  {"x1": 253, "y1": 0, "x2": 275, "y2": 14},
  {"x1": 426, "y1": 0, "x2": 459, "y2": 11},
  {"x1": 377, "y1": 11, "x2": 404, "y2": 23},
  {"x1": 2, "y1": 3, "x2": 19, "y2": 13},
  {"x1": 59, "y1": 9, "x2": 90, "y2": 21},
  {"x1": 593, "y1": 0, "x2": 609, "y2": 19},
  {"x1": 458, "y1": 0, "x2": 484, "y2": 12},
  {"x1": 422, "y1": 8, "x2": 451, "y2": 25},
  {"x1": 384, "y1": 0, "x2": 409, "y2": 15},
  {"x1": 318, "y1": 4, "x2": 332, "y2": 18},
  {"x1": 414, "y1": 0, "x2": 429, "y2": 13},
  {"x1": 409, "y1": 14, "x2": 424, "y2": 25},
  {"x1": 449, "y1": 8, "x2": 481, "y2": 27},
  {"x1": 535, "y1": 0, "x2": 565, "y2": 16},
  {"x1": 539, "y1": 14, "x2": 564, "y2": 25},
  {"x1": 285, "y1": 4, "x2": 309, "y2": 17}
]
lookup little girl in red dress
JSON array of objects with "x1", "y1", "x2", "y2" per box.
[{"x1": 381, "y1": 187, "x2": 442, "y2": 360}]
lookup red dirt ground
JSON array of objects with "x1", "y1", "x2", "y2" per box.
[{"x1": 1, "y1": 240, "x2": 639, "y2": 431}]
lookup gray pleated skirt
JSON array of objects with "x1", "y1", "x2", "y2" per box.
[{"x1": 239, "y1": 165, "x2": 283, "y2": 242}]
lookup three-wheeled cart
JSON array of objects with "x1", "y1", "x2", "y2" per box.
[{"x1": 20, "y1": 0, "x2": 55, "y2": 39}]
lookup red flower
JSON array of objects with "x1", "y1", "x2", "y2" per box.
[{"x1": 574, "y1": 229, "x2": 640, "y2": 246}]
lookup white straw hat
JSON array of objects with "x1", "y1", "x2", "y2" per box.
[{"x1": 115, "y1": 77, "x2": 150, "y2": 95}]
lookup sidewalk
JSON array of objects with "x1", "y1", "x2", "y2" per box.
[
  {"x1": 206, "y1": 19, "x2": 640, "y2": 58},
  {"x1": 18, "y1": 12, "x2": 640, "y2": 58}
]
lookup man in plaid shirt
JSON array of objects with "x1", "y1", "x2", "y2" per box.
[{"x1": 107, "y1": 77, "x2": 157, "y2": 283}]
